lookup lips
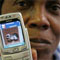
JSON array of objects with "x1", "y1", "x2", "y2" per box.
[
  {"x1": 30, "y1": 38, "x2": 51, "y2": 45},
  {"x1": 30, "y1": 38, "x2": 52, "y2": 49}
]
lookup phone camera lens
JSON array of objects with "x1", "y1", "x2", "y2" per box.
[
  {"x1": 9, "y1": 16, "x2": 11, "y2": 18},
  {"x1": 5, "y1": 16, "x2": 11, "y2": 18},
  {"x1": 6, "y1": 16, "x2": 8, "y2": 18}
]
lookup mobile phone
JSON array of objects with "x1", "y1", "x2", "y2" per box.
[{"x1": 0, "y1": 12, "x2": 33, "y2": 60}]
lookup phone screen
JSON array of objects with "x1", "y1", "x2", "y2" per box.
[{"x1": 0, "y1": 18, "x2": 25, "y2": 49}]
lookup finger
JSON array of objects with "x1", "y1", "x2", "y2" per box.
[{"x1": 32, "y1": 48, "x2": 37, "y2": 60}]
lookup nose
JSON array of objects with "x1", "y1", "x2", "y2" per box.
[
  {"x1": 27, "y1": 3, "x2": 50, "y2": 30},
  {"x1": 27, "y1": 4, "x2": 50, "y2": 30},
  {"x1": 28, "y1": 19, "x2": 50, "y2": 30}
]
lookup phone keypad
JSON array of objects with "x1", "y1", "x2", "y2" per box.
[
  {"x1": 3, "y1": 50, "x2": 31, "y2": 60},
  {"x1": 14, "y1": 58, "x2": 23, "y2": 60},
  {"x1": 14, "y1": 50, "x2": 30, "y2": 60},
  {"x1": 22, "y1": 56, "x2": 30, "y2": 60},
  {"x1": 4, "y1": 56, "x2": 13, "y2": 60},
  {"x1": 17, "y1": 59, "x2": 22, "y2": 60}
]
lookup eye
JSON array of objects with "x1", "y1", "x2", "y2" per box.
[
  {"x1": 13, "y1": 0, "x2": 33, "y2": 10},
  {"x1": 50, "y1": 4, "x2": 60, "y2": 11},
  {"x1": 18, "y1": 1, "x2": 27, "y2": 7},
  {"x1": 46, "y1": 1, "x2": 60, "y2": 15}
]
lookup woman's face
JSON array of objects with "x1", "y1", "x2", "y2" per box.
[{"x1": 1, "y1": 0, "x2": 60, "y2": 57}]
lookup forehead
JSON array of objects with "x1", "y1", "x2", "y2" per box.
[
  {"x1": 4, "y1": 0, "x2": 58, "y2": 2},
  {"x1": 3, "y1": 0, "x2": 60, "y2": 4}
]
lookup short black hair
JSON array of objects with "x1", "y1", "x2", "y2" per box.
[{"x1": 0, "y1": 0, "x2": 4, "y2": 14}]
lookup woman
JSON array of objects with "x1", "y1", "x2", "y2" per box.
[{"x1": 0, "y1": 0, "x2": 60, "y2": 60}]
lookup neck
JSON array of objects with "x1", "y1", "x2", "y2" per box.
[
  {"x1": 38, "y1": 55, "x2": 53, "y2": 60},
  {"x1": 37, "y1": 50, "x2": 53, "y2": 60}
]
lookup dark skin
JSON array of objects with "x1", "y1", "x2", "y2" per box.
[{"x1": 1, "y1": 0, "x2": 60, "y2": 60}]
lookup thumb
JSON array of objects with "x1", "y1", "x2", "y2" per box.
[{"x1": 32, "y1": 48, "x2": 37, "y2": 60}]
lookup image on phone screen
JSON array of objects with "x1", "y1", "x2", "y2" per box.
[{"x1": 0, "y1": 19, "x2": 25, "y2": 49}]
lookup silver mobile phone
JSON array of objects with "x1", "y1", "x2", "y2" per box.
[{"x1": 0, "y1": 12, "x2": 33, "y2": 60}]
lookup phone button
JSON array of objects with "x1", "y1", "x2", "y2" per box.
[
  {"x1": 17, "y1": 58, "x2": 23, "y2": 60},
  {"x1": 23, "y1": 56, "x2": 30, "y2": 60},
  {"x1": 4, "y1": 56, "x2": 13, "y2": 60},
  {"x1": 23, "y1": 50, "x2": 30, "y2": 56},
  {"x1": 21, "y1": 46, "x2": 27, "y2": 51},
  {"x1": 13, "y1": 48, "x2": 19, "y2": 53},
  {"x1": 14, "y1": 58, "x2": 23, "y2": 60}
]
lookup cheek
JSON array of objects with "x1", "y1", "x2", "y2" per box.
[
  {"x1": 51, "y1": 20, "x2": 60, "y2": 36},
  {"x1": 21, "y1": 11, "x2": 31, "y2": 24},
  {"x1": 53, "y1": 37, "x2": 59, "y2": 52},
  {"x1": 2, "y1": 5, "x2": 12, "y2": 14},
  {"x1": 2, "y1": 1, "x2": 19, "y2": 14},
  {"x1": 46, "y1": 14, "x2": 60, "y2": 36}
]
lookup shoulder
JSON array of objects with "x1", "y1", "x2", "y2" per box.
[{"x1": 53, "y1": 42, "x2": 60, "y2": 60}]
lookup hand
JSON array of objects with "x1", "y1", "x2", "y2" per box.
[{"x1": 32, "y1": 48, "x2": 37, "y2": 60}]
